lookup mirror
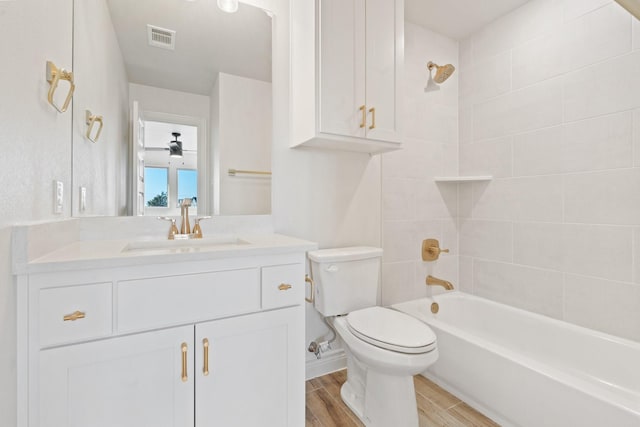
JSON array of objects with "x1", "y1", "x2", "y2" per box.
[{"x1": 71, "y1": 0, "x2": 272, "y2": 217}]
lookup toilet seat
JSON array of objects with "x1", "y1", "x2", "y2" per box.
[{"x1": 345, "y1": 307, "x2": 436, "y2": 354}]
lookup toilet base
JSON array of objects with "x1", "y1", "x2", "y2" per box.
[{"x1": 340, "y1": 356, "x2": 420, "y2": 427}]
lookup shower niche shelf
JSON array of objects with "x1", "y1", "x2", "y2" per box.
[{"x1": 433, "y1": 176, "x2": 493, "y2": 183}]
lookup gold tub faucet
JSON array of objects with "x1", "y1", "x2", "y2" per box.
[{"x1": 425, "y1": 275, "x2": 454, "y2": 291}]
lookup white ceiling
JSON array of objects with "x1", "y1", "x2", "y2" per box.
[
  {"x1": 106, "y1": 0, "x2": 272, "y2": 96},
  {"x1": 405, "y1": 0, "x2": 532, "y2": 40}
]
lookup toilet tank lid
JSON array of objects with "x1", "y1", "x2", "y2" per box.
[{"x1": 308, "y1": 246, "x2": 383, "y2": 263}]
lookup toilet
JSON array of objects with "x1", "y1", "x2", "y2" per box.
[{"x1": 308, "y1": 247, "x2": 438, "y2": 427}]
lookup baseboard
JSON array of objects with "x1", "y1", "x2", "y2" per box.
[{"x1": 305, "y1": 348, "x2": 347, "y2": 380}]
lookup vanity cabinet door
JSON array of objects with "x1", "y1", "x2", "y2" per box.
[
  {"x1": 38, "y1": 326, "x2": 194, "y2": 427},
  {"x1": 194, "y1": 306, "x2": 304, "y2": 427}
]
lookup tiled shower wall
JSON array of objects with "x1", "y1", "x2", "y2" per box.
[
  {"x1": 458, "y1": 0, "x2": 640, "y2": 341},
  {"x1": 381, "y1": 22, "x2": 460, "y2": 306}
]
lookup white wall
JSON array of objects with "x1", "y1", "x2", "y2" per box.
[
  {"x1": 129, "y1": 83, "x2": 210, "y2": 120},
  {"x1": 458, "y1": 0, "x2": 640, "y2": 342},
  {"x1": 72, "y1": 0, "x2": 129, "y2": 217},
  {"x1": 0, "y1": 0, "x2": 73, "y2": 424},
  {"x1": 212, "y1": 73, "x2": 272, "y2": 215},
  {"x1": 380, "y1": 23, "x2": 459, "y2": 306}
]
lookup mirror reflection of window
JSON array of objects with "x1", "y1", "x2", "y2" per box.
[
  {"x1": 177, "y1": 169, "x2": 198, "y2": 208},
  {"x1": 144, "y1": 167, "x2": 169, "y2": 207}
]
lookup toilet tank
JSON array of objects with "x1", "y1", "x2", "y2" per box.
[{"x1": 308, "y1": 247, "x2": 383, "y2": 316}]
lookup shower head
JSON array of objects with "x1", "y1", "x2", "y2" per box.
[{"x1": 427, "y1": 61, "x2": 456, "y2": 84}]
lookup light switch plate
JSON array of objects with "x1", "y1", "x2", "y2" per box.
[{"x1": 54, "y1": 181, "x2": 63, "y2": 214}]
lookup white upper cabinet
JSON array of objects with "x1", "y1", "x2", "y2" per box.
[{"x1": 292, "y1": 0, "x2": 404, "y2": 154}]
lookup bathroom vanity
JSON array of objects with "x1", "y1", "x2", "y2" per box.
[{"x1": 13, "y1": 223, "x2": 315, "y2": 427}]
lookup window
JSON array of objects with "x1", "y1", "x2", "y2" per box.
[
  {"x1": 177, "y1": 169, "x2": 198, "y2": 207},
  {"x1": 144, "y1": 167, "x2": 168, "y2": 207}
]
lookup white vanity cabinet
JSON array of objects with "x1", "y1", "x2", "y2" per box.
[
  {"x1": 18, "y1": 251, "x2": 307, "y2": 427},
  {"x1": 292, "y1": 0, "x2": 403, "y2": 154}
]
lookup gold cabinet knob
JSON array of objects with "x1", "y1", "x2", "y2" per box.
[
  {"x1": 422, "y1": 239, "x2": 449, "y2": 261},
  {"x1": 278, "y1": 283, "x2": 292, "y2": 291}
]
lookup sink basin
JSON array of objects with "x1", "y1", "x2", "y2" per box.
[{"x1": 122, "y1": 236, "x2": 251, "y2": 253}]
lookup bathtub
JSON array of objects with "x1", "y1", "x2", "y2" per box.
[{"x1": 392, "y1": 292, "x2": 640, "y2": 427}]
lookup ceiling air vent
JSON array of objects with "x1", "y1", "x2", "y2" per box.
[{"x1": 147, "y1": 25, "x2": 176, "y2": 50}]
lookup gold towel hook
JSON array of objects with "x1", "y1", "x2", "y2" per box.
[
  {"x1": 46, "y1": 61, "x2": 75, "y2": 113},
  {"x1": 85, "y1": 110, "x2": 104, "y2": 143}
]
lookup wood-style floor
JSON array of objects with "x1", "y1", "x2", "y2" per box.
[{"x1": 306, "y1": 370, "x2": 499, "y2": 427}]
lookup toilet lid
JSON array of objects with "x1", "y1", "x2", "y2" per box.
[{"x1": 346, "y1": 307, "x2": 437, "y2": 354}]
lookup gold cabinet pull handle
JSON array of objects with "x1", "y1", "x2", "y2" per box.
[
  {"x1": 63, "y1": 310, "x2": 86, "y2": 322},
  {"x1": 181, "y1": 343, "x2": 188, "y2": 382},
  {"x1": 203, "y1": 338, "x2": 209, "y2": 376},
  {"x1": 359, "y1": 105, "x2": 366, "y2": 128},
  {"x1": 369, "y1": 107, "x2": 376, "y2": 129},
  {"x1": 85, "y1": 110, "x2": 104, "y2": 143},
  {"x1": 278, "y1": 283, "x2": 292, "y2": 291},
  {"x1": 304, "y1": 275, "x2": 314, "y2": 303},
  {"x1": 46, "y1": 61, "x2": 75, "y2": 113}
]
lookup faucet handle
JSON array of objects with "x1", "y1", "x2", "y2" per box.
[
  {"x1": 192, "y1": 216, "x2": 212, "y2": 239},
  {"x1": 422, "y1": 238, "x2": 449, "y2": 261},
  {"x1": 158, "y1": 216, "x2": 179, "y2": 240}
]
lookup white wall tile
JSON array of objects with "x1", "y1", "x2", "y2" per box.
[
  {"x1": 562, "y1": 112, "x2": 633, "y2": 173},
  {"x1": 564, "y1": 274, "x2": 640, "y2": 341},
  {"x1": 512, "y1": 29, "x2": 567, "y2": 89},
  {"x1": 513, "y1": 126, "x2": 564, "y2": 176},
  {"x1": 564, "y1": 169, "x2": 640, "y2": 225},
  {"x1": 635, "y1": 228, "x2": 640, "y2": 284},
  {"x1": 458, "y1": 256, "x2": 474, "y2": 293},
  {"x1": 564, "y1": 51, "x2": 640, "y2": 122},
  {"x1": 472, "y1": 0, "x2": 563, "y2": 60},
  {"x1": 459, "y1": 137, "x2": 512, "y2": 178},
  {"x1": 459, "y1": 220, "x2": 513, "y2": 262},
  {"x1": 514, "y1": 222, "x2": 564, "y2": 271},
  {"x1": 563, "y1": 0, "x2": 612, "y2": 22},
  {"x1": 381, "y1": 261, "x2": 418, "y2": 306},
  {"x1": 472, "y1": 176, "x2": 563, "y2": 222},
  {"x1": 468, "y1": 51, "x2": 512, "y2": 104},
  {"x1": 382, "y1": 178, "x2": 416, "y2": 221},
  {"x1": 562, "y1": 224, "x2": 633, "y2": 281},
  {"x1": 563, "y1": 3, "x2": 631, "y2": 72},
  {"x1": 634, "y1": 16, "x2": 640, "y2": 50},
  {"x1": 474, "y1": 78, "x2": 563, "y2": 140},
  {"x1": 383, "y1": 221, "x2": 424, "y2": 263},
  {"x1": 634, "y1": 110, "x2": 640, "y2": 166},
  {"x1": 459, "y1": 104, "x2": 473, "y2": 144},
  {"x1": 416, "y1": 181, "x2": 458, "y2": 220},
  {"x1": 474, "y1": 260, "x2": 564, "y2": 318}
]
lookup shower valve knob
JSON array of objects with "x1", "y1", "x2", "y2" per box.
[{"x1": 422, "y1": 238, "x2": 449, "y2": 261}]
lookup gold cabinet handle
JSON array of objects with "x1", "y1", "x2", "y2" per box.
[
  {"x1": 369, "y1": 107, "x2": 376, "y2": 130},
  {"x1": 85, "y1": 110, "x2": 104, "y2": 143},
  {"x1": 181, "y1": 343, "x2": 188, "y2": 382},
  {"x1": 46, "y1": 61, "x2": 75, "y2": 113},
  {"x1": 278, "y1": 283, "x2": 292, "y2": 291},
  {"x1": 359, "y1": 105, "x2": 366, "y2": 128},
  {"x1": 63, "y1": 310, "x2": 86, "y2": 322},
  {"x1": 304, "y1": 275, "x2": 314, "y2": 303},
  {"x1": 203, "y1": 338, "x2": 209, "y2": 376}
]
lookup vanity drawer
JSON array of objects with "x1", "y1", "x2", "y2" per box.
[
  {"x1": 39, "y1": 283, "x2": 113, "y2": 348},
  {"x1": 261, "y1": 264, "x2": 304, "y2": 309},
  {"x1": 117, "y1": 268, "x2": 260, "y2": 332}
]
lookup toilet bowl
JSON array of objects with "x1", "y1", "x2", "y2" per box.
[
  {"x1": 333, "y1": 307, "x2": 438, "y2": 426},
  {"x1": 308, "y1": 247, "x2": 439, "y2": 426}
]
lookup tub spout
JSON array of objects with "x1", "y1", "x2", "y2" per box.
[{"x1": 426, "y1": 275, "x2": 454, "y2": 290}]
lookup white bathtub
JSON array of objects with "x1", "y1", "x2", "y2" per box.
[{"x1": 392, "y1": 292, "x2": 640, "y2": 427}]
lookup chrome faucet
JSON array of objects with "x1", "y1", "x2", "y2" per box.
[
  {"x1": 180, "y1": 198, "x2": 192, "y2": 234},
  {"x1": 425, "y1": 275, "x2": 454, "y2": 290}
]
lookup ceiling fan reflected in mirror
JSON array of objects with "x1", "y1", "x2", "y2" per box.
[{"x1": 168, "y1": 132, "x2": 183, "y2": 158}]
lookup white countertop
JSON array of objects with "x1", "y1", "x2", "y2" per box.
[{"x1": 15, "y1": 233, "x2": 318, "y2": 275}]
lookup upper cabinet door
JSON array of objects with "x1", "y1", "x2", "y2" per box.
[
  {"x1": 318, "y1": 0, "x2": 366, "y2": 138},
  {"x1": 364, "y1": 0, "x2": 402, "y2": 143},
  {"x1": 38, "y1": 326, "x2": 194, "y2": 427}
]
